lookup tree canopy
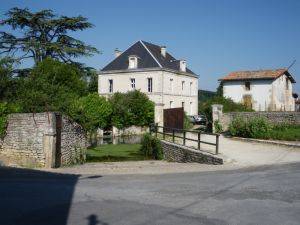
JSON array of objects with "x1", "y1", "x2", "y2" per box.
[
  {"x1": 16, "y1": 58, "x2": 87, "y2": 113},
  {"x1": 109, "y1": 90, "x2": 155, "y2": 129},
  {"x1": 0, "y1": 7, "x2": 99, "y2": 65}
]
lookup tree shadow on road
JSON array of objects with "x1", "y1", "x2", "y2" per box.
[{"x1": 0, "y1": 166, "x2": 79, "y2": 225}]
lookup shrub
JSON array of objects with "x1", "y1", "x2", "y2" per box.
[
  {"x1": 140, "y1": 133, "x2": 163, "y2": 160},
  {"x1": 184, "y1": 113, "x2": 193, "y2": 130},
  {"x1": 214, "y1": 120, "x2": 223, "y2": 133},
  {"x1": 68, "y1": 93, "x2": 112, "y2": 131},
  {"x1": 247, "y1": 117, "x2": 272, "y2": 139},
  {"x1": 228, "y1": 117, "x2": 247, "y2": 137},
  {"x1": 109, "y1": 90, "x2": 155, "y2": 129},
  {"x1": 229, "y1": 117, "x2": 272, "y2": 138}
]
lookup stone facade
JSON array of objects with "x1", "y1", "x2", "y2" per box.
[
  {"x1": 0, "y1": 112, "x2": 87, "y2": 168},
  {"x1": 99, "y1": 69, "x2": 198, "y2": 126},
  {"x1": 161, "y1": 140, "x2": 223, "y2": 165},
  {"x1": 212, "y1": 105, "x2": 300, "y2": 131}
]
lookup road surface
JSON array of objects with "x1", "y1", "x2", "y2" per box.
[{"x1": 1, "y1": 163, "x2": 300, "y2": 225}]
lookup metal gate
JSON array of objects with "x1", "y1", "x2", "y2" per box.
[{"x1": 163, "y1": 107, "x2": 184, "y2": 131}]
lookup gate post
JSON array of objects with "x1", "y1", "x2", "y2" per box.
[
  {"x1": 43, "y1": 114, "x2": 57, "y2": 168},
  {"x1": 212, "y1": 104, "x2": 223, "y2": 133}
]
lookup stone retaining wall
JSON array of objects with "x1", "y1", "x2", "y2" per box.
[
  {"x1": 0, "y1": 112, "x2": 87, "y2": 168},
  {"x1": 161, "y1": 140, "x2": 223, "y2": 165}
]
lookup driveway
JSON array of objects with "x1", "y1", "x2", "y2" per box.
[
  {"x1": 185, "y1": 133, "x2": 300, "y2": 166},
  {"x1": 0, "y1": 163, "x2": 300, "y2": 225}
]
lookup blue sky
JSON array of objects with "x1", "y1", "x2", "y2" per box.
[{"x1": 1, "y1": 0, "x2": 300, "y2": 93}]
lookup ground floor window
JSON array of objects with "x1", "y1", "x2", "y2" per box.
[
  {"x1": 170, "y1": 101, "x2": 173, "y2": 108},
  {"x1": 182, "y1": 101, "x2": 185, "y2": 109}
]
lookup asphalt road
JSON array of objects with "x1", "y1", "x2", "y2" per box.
[{"x1": 1, "y1": 163, "x2": 300, "y2": 225}]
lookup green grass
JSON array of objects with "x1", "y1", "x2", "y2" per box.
[
  {"x1": 268, "y1": 125, "x2": 300, "y2": 141},
  {"x1": 86, "y1": 143, "x2": 150, "y2": 162}
]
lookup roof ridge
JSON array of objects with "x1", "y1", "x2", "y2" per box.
[
  {"x1": 231, "y1": 68, "x2": 287, "y2": 73},
  {"x1": 139, "y1": 40, "x2": 162, "y2": 68}
]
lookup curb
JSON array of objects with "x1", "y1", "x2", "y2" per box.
[{"x1": 228, "y1": 136, "x2": 300, "y2": 148}]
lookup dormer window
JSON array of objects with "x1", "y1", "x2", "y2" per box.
[
  {"x1": 128, "y1": 55, "x2": 138, "y2": 69},
  {"x1": 245, "y1": 81, "x2": 250, "y2": 91}
]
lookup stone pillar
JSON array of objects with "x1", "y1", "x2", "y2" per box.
[
  {"x1": 96, "y1": 128, "x2": 104, "y2": 137},
  {"x1": 112, "y1": 126, "x2": 120, "y2": 137},
  {"x1": 155, "y1": 103, "x2": 164, "y2": 126},
  {"x1": 43, "y1": 126, "x2": 56, "y2": 168},
  {"x1": 212, "y1": 104, "x2": 223, "y2": 133}
]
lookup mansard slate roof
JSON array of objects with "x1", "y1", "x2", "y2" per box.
[
  {"x1": 219, "y1": 69, "x2": 296, "y2": 83},
  {"x1": 101, "y1": 40, "x2": 196, "y2": 76}
]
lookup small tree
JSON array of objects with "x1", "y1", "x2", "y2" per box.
[
  {"x1": 199, "y1": 96, "x2": 253, "y2": 122},
  {"x1": 69, "y1": 93, "x2": 112, "y2": 131},
  {"x1": 109, "y1": 90, "x2": 155, "y2": 129}
]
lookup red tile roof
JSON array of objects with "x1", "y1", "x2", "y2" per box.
[{"x1": 219, "y1": 69, "x2": 296, "y2": 83}]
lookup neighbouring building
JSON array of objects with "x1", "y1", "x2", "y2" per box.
[
  {"x1": 219, "y1": 69, "x2": 296, "y2": 111},
  {"x1": 98, "y1": 40, "x2": 198, "y2": 125}
]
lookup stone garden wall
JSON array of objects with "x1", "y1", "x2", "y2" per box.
[
  {"x1": 0, "y1": 112, "x2": 87, "y2": 168},
  {"x1": 161, "y1": 140, "x2": 223, "y2": 165},
  {"x1": 60, "y1": 116, "x2": 87, "y2": 166},
  {"x1": 212, "y1": 104, "x2": 300, "y2": 132}
]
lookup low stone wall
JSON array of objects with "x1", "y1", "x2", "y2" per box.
[
  {"x1": 112, "y1": 126, "x2": 149, "y2": 137},
  {"x1": 0, "y1": 112, "x2": 87, "y2": 168},
  {"x1": 161, "y1": 140, "x2": 223, "y2": 165},
  {"x1": 221, "y1": 112, "x2": 300, "y2": 131},
  {"x1": 212, "y1": 104, "x2": 300, "y2": 131}
]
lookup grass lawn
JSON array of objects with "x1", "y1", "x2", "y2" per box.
[{"x1": 86, "y1": 143, "x2": 150, "y2": 162}]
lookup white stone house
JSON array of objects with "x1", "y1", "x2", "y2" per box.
[
  {"x1": 219, "y1": 69, "x2": 296, "y2": 111},
  {"x1": 98, "y1": 40, "x2": 198, "y2": 125}
]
